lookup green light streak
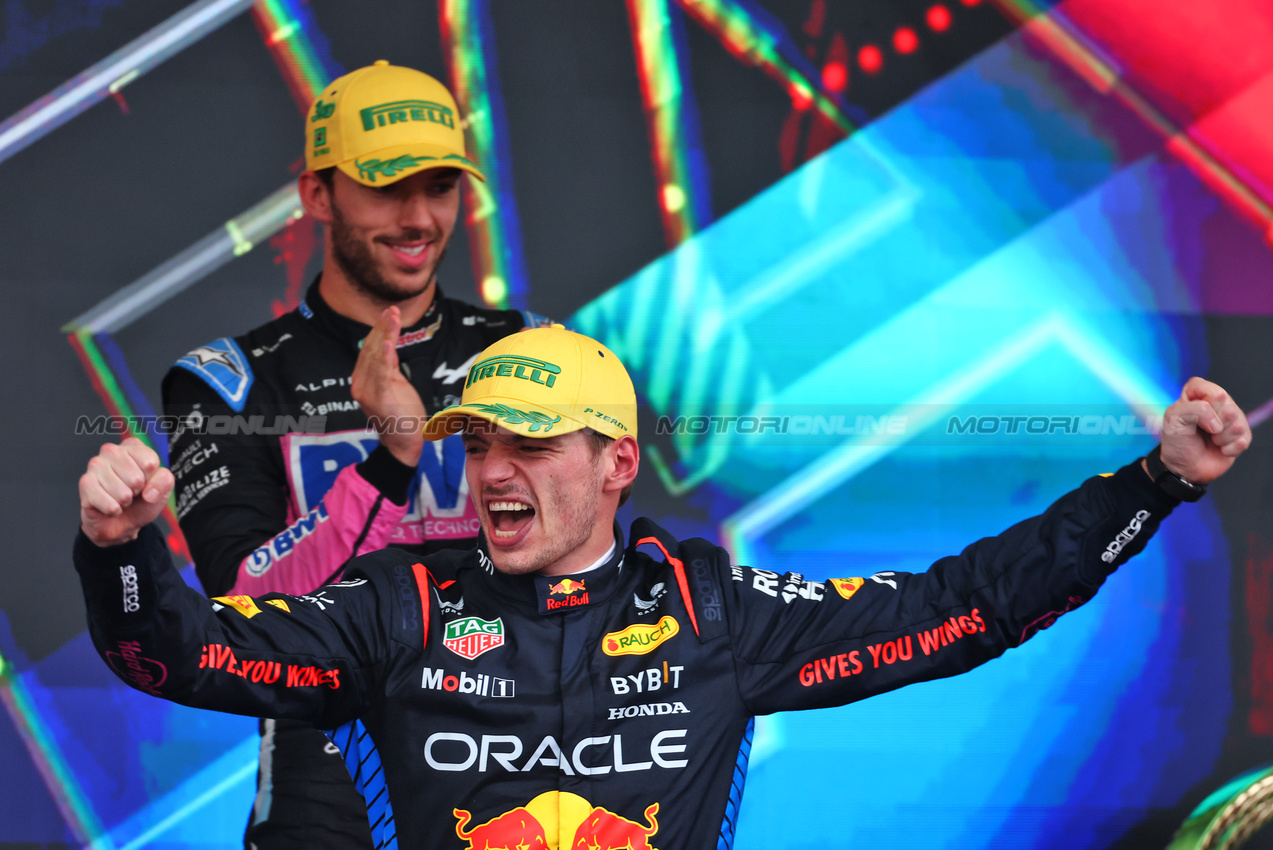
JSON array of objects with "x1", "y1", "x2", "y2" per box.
[
  {"x1": 441, "y1": 0, "x2": 517, "y2": 308},
  {"x1": 627, "y1": 0, "x2": 702, "y2": 245},
  {"x1": 676, "y1": 0, "x2": 855, "y2": 134},
  {"x1": 251, "y1": 0, "x2": 329, "y2": 104}
]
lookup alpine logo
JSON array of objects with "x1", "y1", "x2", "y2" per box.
[
  {"x1": 434, "y1": 354, "x2": 478, "y2": 385},
  {"x1": 444, "y1": 617, "x2": 506, "y2": 660}
]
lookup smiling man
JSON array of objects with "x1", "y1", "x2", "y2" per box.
[
  {"x1": 159, "y1": 62, "x2": 549, "y2": 848},
  {"x1": 81, "y1": 327, "x2": 1250, "y2": 849}
]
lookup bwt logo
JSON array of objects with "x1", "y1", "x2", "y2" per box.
[{"x1": 244, "y1": 505, "x2": 330, "y2": 576}]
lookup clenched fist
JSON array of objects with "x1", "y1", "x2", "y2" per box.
[
  {"x1": 1158, "y1": 377, "x2": 1252, "y2": 485},
  {"x1": 80, "y1": 437, "x2": 174, "y2": 547}
]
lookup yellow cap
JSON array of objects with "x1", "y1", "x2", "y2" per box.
[
  {"x1": 424, "y1": 326, "x2": 637, "y2": 441},
  {"x1": 305, "y1": 60, "x2": 485, "y2": 186}
]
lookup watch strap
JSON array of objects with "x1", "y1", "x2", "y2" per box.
[{"x1": 1145, "y1": 444, "x2": 1207, "y2": 502}]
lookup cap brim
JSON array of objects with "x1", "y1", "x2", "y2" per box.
[
  {"x1": 424, "y1": 399, "x2": 588, "y2": 441},
  {"x1": 335, "y1": 141, "x2": 485, "y2": 186}
]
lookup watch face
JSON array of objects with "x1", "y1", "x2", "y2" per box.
[
  {"x1": 1146, "y1": 446, "x2": 1205, "y2": 502},
  {"x1": 1163, "y1": 473, "x2": 1207, "y2": 501}
]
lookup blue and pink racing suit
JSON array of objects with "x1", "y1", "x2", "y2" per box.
[{"x1": 162, "y1": 279, "x2": 548, "y2": 847}]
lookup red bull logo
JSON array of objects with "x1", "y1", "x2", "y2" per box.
[
  {"x1": 453, "y1": 806, "x2": 549, "y2": 850},
  {"x1": 546, "y1": 578, "x2": 590, "y2": 610},
  {"x1": 569, "y1": 803, "x2": 659, "y2": 850},
  {"x1": 454, "y1": 792, "x2": 660, "y2": 850},
  {"x1": 548, "y1": 579, "x2": 586, "y2": 596}
]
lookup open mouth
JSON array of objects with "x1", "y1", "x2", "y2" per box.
[{"x1": 487, "y1": 500, "x2": 535, "y2": 541}]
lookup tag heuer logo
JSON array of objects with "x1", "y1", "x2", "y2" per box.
[{"x1": 443, "y1": 616, "x2": 505, "y2": 660}]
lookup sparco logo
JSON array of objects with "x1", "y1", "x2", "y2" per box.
[
  {"x1": 120, "y1": 565, "x2": 140, "y2": 613},
  {"x1": 1101, "y1": 509, "x2": 1151, "y2": 563},
  {"x1": 422, "y1": 667, "x2": 515, "y2": 698},
  {"x1": 423, "y1": 729, "x2": 688, "y2": 774},
  {"x1": 394, "y1": 565, "x2": 418, "y2": 631},
  {"x1": 690, "y1": 558, "x2": 722, "y2": 621}
]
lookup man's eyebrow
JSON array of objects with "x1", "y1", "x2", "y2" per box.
[{"x1": 510, "y1": 435, "x2": 556, "y2": 447}]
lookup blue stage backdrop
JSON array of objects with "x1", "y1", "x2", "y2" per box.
[{"x1": 3, "y1": 1, "x2": 1273, "y2": 848}]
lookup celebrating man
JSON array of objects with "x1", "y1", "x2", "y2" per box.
[{"x1": 79, "y1": 326, "x2": 1250, "y2": 848}]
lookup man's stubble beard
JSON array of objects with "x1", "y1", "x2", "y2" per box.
[{"x1": 330, "y1": 202, "x2": 447, "y2": 304}]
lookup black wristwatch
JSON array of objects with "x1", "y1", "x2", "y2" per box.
[{"x1": 1145, "y1": 444, "x2": 1207, "y2": 502}]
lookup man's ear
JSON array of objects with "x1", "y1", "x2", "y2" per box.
[
  {"x1": 604, "y1": 435, "x2": 639, "y2": 495},
  {"x1": 298, "y1": 170, "x2": 334, "y2": 225}
]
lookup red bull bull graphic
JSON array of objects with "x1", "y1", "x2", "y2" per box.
[
  {"x1": 453, "y1": 792, "x2": 660, "y2": 850},
  {"x1": 547, "y1": 578, "x2": 590, "y2": 609},
  {"x1": 548, "y1": 578, "x2": 586, "y2": 596},
  {"x1": 453, "y1": 805, "x2": 550, "y2": 850},
  {"x1": 570, "y1": 802, "x2": 658, "y2": 850}
]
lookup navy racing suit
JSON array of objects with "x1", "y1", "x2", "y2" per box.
[{"x1": 75, "y1": 461, "x2": 1177, "y2": 849}]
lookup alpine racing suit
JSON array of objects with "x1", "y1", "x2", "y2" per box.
[
  {"x1": 162, "y1": 279, "x2": 546, "y2": 847},
  {"x1": 76, "y1": 460, "x2": 1177, "y2": 849}
]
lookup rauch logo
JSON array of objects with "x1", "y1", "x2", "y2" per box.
[{"x1": 602, "y1": 616, "x2": 679, "y2": 657}]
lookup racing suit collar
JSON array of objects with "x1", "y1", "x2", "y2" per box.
[
  {"x1": 300, "y1": 276, "x2": 443, "y2": 354},
  {"x1": 475, "y1": 522, "x2": 627, "y2": 616}
]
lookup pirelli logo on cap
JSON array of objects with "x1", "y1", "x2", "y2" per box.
[
  {"x1": 465, "y1": 356, "x2": 561, "y2": 389},
  {"x1": 360, "y1": 99, "x2": 455, "y2": 131}
]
